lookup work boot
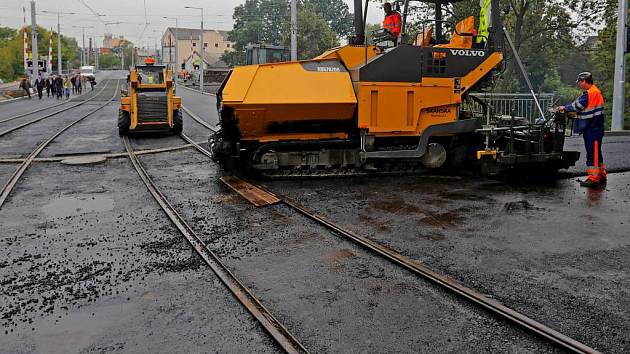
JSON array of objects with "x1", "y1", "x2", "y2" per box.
[
  {"x1": 579, "y1": 177, "x2": 602, "y2": 188},
  {"x1": 579, "y1": 166, "x2": 601, "y2": 188},
  {"x1": 599, "y1": 164, "x2": 607, "y2": 183}
]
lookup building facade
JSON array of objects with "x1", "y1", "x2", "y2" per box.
[{"x1": 161, "y1": 28, "x2": 233, "y2": 70}]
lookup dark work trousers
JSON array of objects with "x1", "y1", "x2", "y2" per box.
[{"x1": 583, "y1": 127, "x2": 604, "y2": 167}]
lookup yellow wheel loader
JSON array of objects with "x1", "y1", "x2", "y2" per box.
[
  {"x1": 210, "y1": 0, "x2": 579, "y2": 177},
  {"x1": 119, "y1": 58, "x2": 182, "y2": 136}
]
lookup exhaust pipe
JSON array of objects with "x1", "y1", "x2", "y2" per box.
[{"x1": 353, "y1": 0, "x2": 365, "y2": 44}]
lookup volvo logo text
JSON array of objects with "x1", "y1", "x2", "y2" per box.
[{"x1": 449, "y1": 49, "x2": 485, "y2": 57}]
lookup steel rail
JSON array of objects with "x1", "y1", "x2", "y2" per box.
[
  {"x1": 122, "y1": 136, "x2": 309, "y2": 354},
  {"x1": 0, "y1": 79, "x2": 121, "y2": 210},
  {"x1": 181, "y1": 105, "x2": 216, "y2": 131},
  {"x1": 0, "y1": 83, "x2": 97, "y2": 124},
  {"x1": 0, "y1": 79, "x2": 113, "y2": 137},
  {"x1": 278, "y1": 199, "x2": 601, "y2": 354},
  {"x1": 177, "y1": 111, "x2": 600, "y2": 353}
]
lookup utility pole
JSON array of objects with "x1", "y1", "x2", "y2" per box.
[
  {"x1": 30, "y1": 1, "x2": 37, "y2": 79},
  {"x1": 163, "y1": 17, "x2": 179, "y2": 84},
  {"x1": 612, "y1": 0, "x2": 628, "y2": 131},
  {"x1": 57, "y1": 15, "x2": 61, "y2": 74},
  {"x1": 290, "y1": 0, "x2": 297, "y2": 60},
  {"x1": 73, "y1": 26, "x2": 93, "y2": 66},
  {"x1": 185, "y1": 6, "x2": 204, "y2": 92},
  {"x1": 44, "y1": 10, "x2": 75, "y2": 75}
]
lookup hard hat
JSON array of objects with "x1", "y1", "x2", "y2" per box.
[
  {"x1": 576, "y1": 71, "x2": 592, "y2": 83},
  {"x1": 144, "y1": 57, "x2": 155, "y2": 65}
]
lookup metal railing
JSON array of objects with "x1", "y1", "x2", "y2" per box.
[{"x1": 469, "y1": 93, "x2": 555, "y2": 122}]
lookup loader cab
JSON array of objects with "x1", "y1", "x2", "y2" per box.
[{"x1": 135, "y1": 65, "x2": 165, "y2": 85}]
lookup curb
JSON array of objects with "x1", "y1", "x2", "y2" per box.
[
  {"x1": 0, "y1": 96, "x2": 27, "y2": 106},
  {"x1": 605, "y1": 131, "x2": 630, "y2": 137},
  {"x1": 178, "y1": 84, "x2": 216, "y2": 97}
]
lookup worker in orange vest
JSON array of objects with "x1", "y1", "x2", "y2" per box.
[
  {"x1": 559, "y1": 72, "x2": 607, "y2": 188},
  {"x1": 383, "y1": 2, "x2": 402, "y2": 40}
]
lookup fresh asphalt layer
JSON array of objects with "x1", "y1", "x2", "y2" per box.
[{"x1": 0, "y1": 72, "x2": 629, "y2": 353}]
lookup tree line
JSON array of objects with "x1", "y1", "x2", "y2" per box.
[
  {"x1": 0, "y1": 26, "x2": 135, "y2": 81},
  {"x1": 222, "y1": 0, "x2": 628, "y2": 128}
]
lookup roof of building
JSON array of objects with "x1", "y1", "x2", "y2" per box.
[
  {"x1": 583, "y1": 35, "x2": 599, "y2": 49},
  {"x1": 165, "y1": 28, "x2": 230, "y2": 42}
]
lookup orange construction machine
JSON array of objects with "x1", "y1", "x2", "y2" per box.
[
  {"x1": 118, "y1": 58, "x2": 182, "y2": 135},
  {"x1": 210, "y1": 0, "x2": 579, "y2": 177}
]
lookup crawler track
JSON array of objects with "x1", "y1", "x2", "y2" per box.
[
  {"x1": 121, "y1": 135, "x2": 309, "y2": 354},
  {"x1": 0, "y1": 80, "x2": 113, "y2": 136},
  {"x1": 180, "y1": 107, "x2": 600, "y2": 354},
  {"x1": 0, "y1": 79, "x2": 120, "y2": 209}
]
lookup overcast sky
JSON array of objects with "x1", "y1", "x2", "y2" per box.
[{"x1": 0, "y1": 0, "x2": 385, "y2": 48}]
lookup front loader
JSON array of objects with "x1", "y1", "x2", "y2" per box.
[{"x1": 119, "y1": 58, "x2": 182, "y2": 136}]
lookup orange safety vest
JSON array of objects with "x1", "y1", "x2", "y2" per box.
[
  {"x1": 383, "y1": 12, "x2": 402, "y2": 37},
  {"x1": 578, "y1": 85, "x2": 605, "y2": 120}
]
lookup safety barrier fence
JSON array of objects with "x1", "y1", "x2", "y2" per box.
[{"x1": 469, "y1": 93, "x2": 556, "y2": 122}]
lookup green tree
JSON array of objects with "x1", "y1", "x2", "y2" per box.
[
  {"x1": 222, "y1": 0, "x2": 339, "y2": 66},
  {"x1": 591, "y1": 1, "x2": 630, "y2": 128},
  {"x1": 98, "y1": 52, "x2": 121, "y2": 69},
  {"x1": 0, "y1": 26, "x2": 82, "y2": 80},
  {"x1": 292, "y1": 6, "x2": 339, "y2": 59},
  {"x1": 300, "y1": 0, "x2": 353, "y2": 38}
]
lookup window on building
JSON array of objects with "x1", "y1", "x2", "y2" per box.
[
  {"x1": 227, "y1": 43, "x2": 230, "y2": 48},
  {"x1": 204, "y1": 43, "x2": 207, "y2": 48},
  {"x1": 214, "y1": 43, "x2": 218, "y2": 48},
  {"x1": 193, "y1": 42, "x2": 196, "y2": 47}
]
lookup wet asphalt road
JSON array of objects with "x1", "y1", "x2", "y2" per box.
[{"x1": 0, "y1": 74, "x2": 629, "y2": 353}]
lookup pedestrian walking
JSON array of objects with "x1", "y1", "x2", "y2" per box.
[
  {"x1": 19, "y1": 77, "x2": 32, "y2": 99},
  {"x1": 77, "y1": 75, "x2": 83, "y2": 94},
  {"x1": 50, "y1": 76, "x2": 56, "y2": 97},
  {"x1": 55, "y1": 75, "x2": 63, "y2": 100},
  {"x1": 89, "y1": 77, "x2": 95, "y2": 90},
  {"x1": 63, "y1": 76, "x2": 71, "y2": 99},
  {"x1": 559, "y1": 72, "x2": 607, "y2": 188},
  {"x1": 34, "y1": 75, "x2": 45, "y2": 99},
  {"x1": 45, "y1": 77, "x2": 51, "y2": 97},
  {"x1": 70, "y1": 75, "x2": 77, "y2": 94}
]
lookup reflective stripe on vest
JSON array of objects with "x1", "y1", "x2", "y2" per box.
[
  {"x1": 383, "y1": 13, "x2": 401, "y2": 36},
  {"x1": 578, "y1": 85, "x2": 605, "y2": 120}
]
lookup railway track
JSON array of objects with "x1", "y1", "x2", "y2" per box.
[
  {"x1": 0, "y1": 79, "x2": 120, "y2": 210},
  {"x1": 0, "y1": 78, "x2": 113, "y2": 137},
  {"x1": 121, "y1": 135, "x2": 308, "y2": 354},
  {"x1": 177, "y1": 105, "x2": 601, "y2": 354}
]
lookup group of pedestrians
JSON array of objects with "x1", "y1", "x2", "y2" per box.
[{"x1": 19, "y1": 72, "x2": 96, "y2": 101}]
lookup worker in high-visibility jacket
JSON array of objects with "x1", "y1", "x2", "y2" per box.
[
  {"x1": 560, "y1": 72, "x2": 607, "y2": 188},
  {"x1": 383, "y1": 2, "x2": 402, "y2": 40}
]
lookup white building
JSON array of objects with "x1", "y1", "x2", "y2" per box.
[{"x1": 161, "y1": 28, "x2": 234, "y2": 70}]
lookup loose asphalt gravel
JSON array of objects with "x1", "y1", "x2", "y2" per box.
[{"x1": 1, "y1": 72, "x2": 629, "y2": 353}]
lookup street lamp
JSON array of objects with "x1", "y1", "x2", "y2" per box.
[
  {"x1": 41, "y1": 10, "x2": 75, "y2": 74},
  {"x1": 72, "y1": 25, "x2": 94, "y2": 66},
  {"x1": 163, "y1": 16, "x2": 179, "y2": 83},
  {"x1": 185, "y1": 6, "x2": 204, "y2": 92}
]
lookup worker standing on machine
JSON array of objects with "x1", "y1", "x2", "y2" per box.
[
  {"x1": 559, "y1": 72, "x2": 606, "y2": 188},
  {"x1": 383, "y1": 2, "x2": 402, "y2": 40}
]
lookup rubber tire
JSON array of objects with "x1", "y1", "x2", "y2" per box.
[
  {"x1": 118, "y1": 109, "x2": 130, "y2": 136},
  {"x1": 172, "y1": 109, "x2": 183, "y2": 134}
]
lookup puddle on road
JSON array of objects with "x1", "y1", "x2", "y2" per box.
[{"x1": 42, "y1": 195, "x2": 114, "y2": 218}]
